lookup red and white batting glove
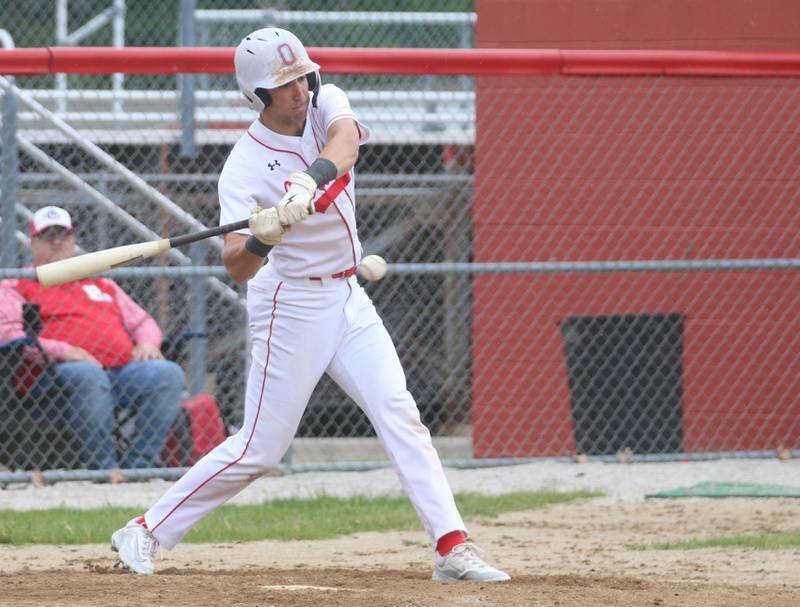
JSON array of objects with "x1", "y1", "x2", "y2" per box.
[{"x1": 278, "y1": 171, "x2": 317, "y2": 225}]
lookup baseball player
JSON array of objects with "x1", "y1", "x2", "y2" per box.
[{"x1": 111, "y1": 27, "x2": 509, "y2": 582}]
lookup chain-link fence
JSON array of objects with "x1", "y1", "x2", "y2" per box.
[
  {"x1": 1, "y1": 3, "x2": 799, "y2": 482},
  {"x1": 472, "y1": 73, "x2": 800, "y2": 460}
]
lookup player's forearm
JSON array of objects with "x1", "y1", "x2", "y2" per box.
[
  {"x1": 221, "y1": 233, "x2": 266, "y2": 283},
  {"x1": 318, "y1": 146, "x2": 357, "y2": 178},
  {"x1": 318, "y1": 120, "x2": 361, "y2": 177}
]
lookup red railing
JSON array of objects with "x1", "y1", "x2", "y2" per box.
[{"x1": 2, "y1": 47, "x2": 800, "y2": 76}]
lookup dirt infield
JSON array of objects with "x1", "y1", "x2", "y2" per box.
[{"x1": 1, "y1": 497, "x2": 798, "y2": 606}]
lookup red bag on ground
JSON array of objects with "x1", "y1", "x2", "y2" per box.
[{"x1": 162, "y1": 394, "x2": 226, "y2": 467}]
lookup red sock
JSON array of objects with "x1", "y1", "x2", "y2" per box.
[
  {"x1": 436, "y1": 530, "x2": 466, "y2": 556},
  {"x1": 134, "y1": 515, "x2": 147, "y2": 528}
]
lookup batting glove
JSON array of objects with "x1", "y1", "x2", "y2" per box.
[
  {"x1": 249, "y1": 205, "x2": 288, "y2": 245},
  {"x1": 278, "y1": 171, "x2": 317, "y2": 225}
]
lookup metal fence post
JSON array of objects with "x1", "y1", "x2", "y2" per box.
[
  {"x1": 188, "y1": 240, "x2": 208, "y2": 396},
  {"x1": 0, "y1": 30, "x2": 18, "y2": 268},
  {"x1": 179, "y1": 0, "x2": 197, "y2": 158}
]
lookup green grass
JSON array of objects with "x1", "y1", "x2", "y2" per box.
[
  {"x1": 630, "y1": 530, "x2": 800, "y2": 551},
  {"x1": 0, "y1": 490, "x2": 599, "y2": 545}
]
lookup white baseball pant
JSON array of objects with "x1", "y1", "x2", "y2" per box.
[{"x1": 144, "y1": 266, "x2": 466, "y2": 549}]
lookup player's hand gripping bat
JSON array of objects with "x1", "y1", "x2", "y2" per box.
[{"x1": 36, "y1": 219, "x2": 258, "y2": 287}]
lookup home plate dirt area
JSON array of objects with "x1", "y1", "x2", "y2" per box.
[{"x1": 1, "y1": 497, "x2": 798, "y2": 606}]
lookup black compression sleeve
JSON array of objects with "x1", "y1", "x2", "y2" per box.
[
  {"x1": 245, "y1": 236, "x2": 271, "y2": 257},
  {"x1": 304, "y1": 158, "x2": 338, "y2": 186}
]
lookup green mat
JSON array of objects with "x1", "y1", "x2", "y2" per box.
[{"x1": 647, "y1": 481, "x2": 800, "y2": 498}]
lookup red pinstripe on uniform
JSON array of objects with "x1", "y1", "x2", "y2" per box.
[
  {"x1": 330, "y1": 200, "x2": 358, "y2": 270},
  {"x1": 150, "y1": 281, "x2": 284, "y2": 533},
  {"x1": 246, "y1": 131, "x2": 309, "y2": 166},
  {"x1": 341, "y1": 187, "x2": 356, "y2": 213}
]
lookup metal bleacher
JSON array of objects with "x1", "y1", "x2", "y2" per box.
[
  {"x1": 15, "y1": 7, "x2": 477, "y2": 147},
  {"x1": 15, "y1": 88, "x2": 475, "y2": 146}
]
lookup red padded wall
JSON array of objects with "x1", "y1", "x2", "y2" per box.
[
  {"x1": 472, "y1": 1, "x2": 800, "y2": 457},
  {"x1": 478, "y1": 0, "x2": 800, "y2": 51}
]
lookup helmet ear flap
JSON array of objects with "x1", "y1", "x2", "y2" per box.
[
  {"x1": 254, "y1": 88, "x2": 272, "y2": 110},
  {"x1": 307, "y1": 71, "x2": 321, "y2": 108}
]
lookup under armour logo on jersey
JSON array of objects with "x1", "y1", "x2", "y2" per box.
[{"x1": 267, "y1": 160, "x2": 280, "y2": 171}]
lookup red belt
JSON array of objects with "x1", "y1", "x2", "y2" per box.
[{"x1": 309, "y1": 266, "x2": 357, "y2": 281}]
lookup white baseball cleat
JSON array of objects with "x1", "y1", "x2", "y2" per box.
[
  {"x1": 111, "y1": 518, "x2": 158, "y2": 575},
  {"x1": 432, "y1": 543, "x2": 511, "y2": 582}
]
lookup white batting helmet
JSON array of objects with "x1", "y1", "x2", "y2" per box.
[{"x1": 234, "y1": 28, "x2": 321, "y2": 113}]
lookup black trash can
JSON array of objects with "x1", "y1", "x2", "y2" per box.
[{"x1": 560, "y1": 313, "x2": 685, "y2": 455}]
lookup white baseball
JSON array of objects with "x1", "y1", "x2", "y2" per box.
[{"x1": 358, "y1": 254, "x2": 387, "y2": 282}]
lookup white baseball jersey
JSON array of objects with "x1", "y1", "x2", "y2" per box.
[
  {"x1": 142, "y1": 83, "x2": 466, "y2": 554},
  {"x1": 218, "y1": 83, "x2": 371, "y2": 280}
]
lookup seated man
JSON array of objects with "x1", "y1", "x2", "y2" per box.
[{"x1": 0, "y1": 206, "x2": 184, "y2": 470}]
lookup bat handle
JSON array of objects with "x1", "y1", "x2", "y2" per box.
[{"x1": 169, "y1": 219, "x2": 249, "y2": 249}]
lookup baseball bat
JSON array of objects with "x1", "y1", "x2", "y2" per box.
[{"x1": 36, "y1": 219, "x2": 254, "y2": 287}]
